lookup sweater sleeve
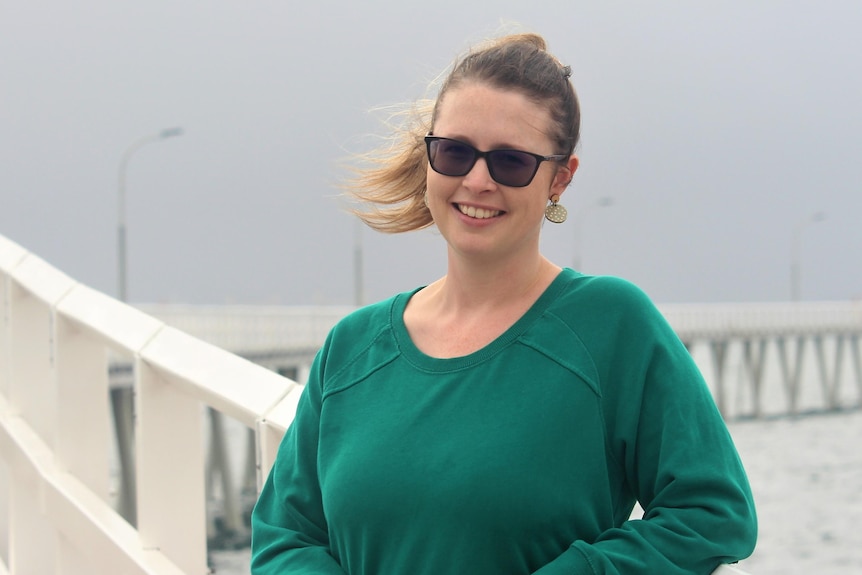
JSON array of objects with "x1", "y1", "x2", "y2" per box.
[
  {"x1": 250, "y1": 348, "x2": 348, "y2": 574},
  {"x1": 534, "y1": 282, "x2": 757, "y2": 575}
]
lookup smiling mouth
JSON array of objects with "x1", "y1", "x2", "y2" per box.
[{"x1": 456, "y1": 203, "x2": 503, "y2": 219}]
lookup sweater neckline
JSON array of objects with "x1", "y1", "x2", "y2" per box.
[{"x1": 390, "y1": 268, "x2": 576, "y2": 372}]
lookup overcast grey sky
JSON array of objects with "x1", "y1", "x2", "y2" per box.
[{"x1": 2, "y1": 1, "x2": 861, "y2": 306}]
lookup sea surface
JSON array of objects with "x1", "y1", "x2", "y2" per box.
[{"x1": 210, "y1": 408, "x2": 862, "y2": 575}]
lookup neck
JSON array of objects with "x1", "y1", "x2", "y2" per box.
[{"x1": 430, "y1": 250, "x2": 560, "y2": 313}]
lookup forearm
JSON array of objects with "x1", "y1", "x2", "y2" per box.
[
  {"x1": 531, "y1": 505, "x2": 756, "y2": 575},
  {"x1": 251, "y1": 532, "x2": 347, "y2": 574},
  {"x1": 250, "y1": 471, "x2": 348, "y2": 574}
]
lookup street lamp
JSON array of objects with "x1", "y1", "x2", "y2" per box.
[
  {"x1": 572, "y1": 196, "x2": 614, "y2": 271},
  {"x1": 790, "y1": 210, "x2": 826, "y2": 301},
  {"x1": 117, "y1": 127, "x2": 183, "y2": 302}
]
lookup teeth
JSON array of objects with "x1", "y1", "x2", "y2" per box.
[{"x1": 458, "y1": 204, "x2": 501, "y2": 219}]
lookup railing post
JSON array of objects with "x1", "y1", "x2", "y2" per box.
[
  {"x1": 5, "y1": 286, "x2": 53, "y2": 574},
  {"x1": 814, "y1": 334, "x2": 845, "y2": 410},
  {"x1": 5, "y1": 253, "x2": 75, "y2": 574},
  {"x1": 135, "y1": 355, "x2": 208, "y2": 575},
  {"x1": 710, "y1": 340, "x2": 730, "y2": 418},
  {"x1": 742, "y1": 338, "x2": 768, "y2": 417},
  {"x1": 776, "y1": 335, "x2": 806, "y2": 415},
  {"x1": 55, "y1": 312, "x2": 112, "y2": 503},
  {"x1": 256, "y1": 386, "x2": 303, "y2": 490}
]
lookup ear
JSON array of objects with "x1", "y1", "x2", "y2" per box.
[{"x1": 550, "y1": 155, "x2": 579, "y2": 199}]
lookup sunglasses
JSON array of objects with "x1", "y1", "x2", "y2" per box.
[{"x1": 425, "y1": 135, "x2": 568, "y2": 188}]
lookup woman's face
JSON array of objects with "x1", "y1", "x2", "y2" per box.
[{"x1": 426, "y1": 82, "x2": 577, "y2": 264}]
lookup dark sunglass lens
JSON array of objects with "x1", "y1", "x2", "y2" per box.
[
  {"x1": 488, "y1": 150, "x2": 538, "y2": 187},
  {"x1": 431, "y1": 139, "x2": 476, "y2": 176}
]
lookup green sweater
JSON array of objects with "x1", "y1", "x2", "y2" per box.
[{"x1": 251, "y1": 270, "x2": 757, "y2": 574}]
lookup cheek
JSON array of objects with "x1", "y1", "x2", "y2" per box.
[
  {"x1": 426, "y1": 169, "x2": 454, "y2": 201},
  {"x1": 528, "y1": 175, "x2": 556, "y2": 209},
  {"x1": 424, "y1": 171, "x2": 444, "y2": 217},
  {"x1": 533, "y1": 197, "x2": 551, "y2": 222}
]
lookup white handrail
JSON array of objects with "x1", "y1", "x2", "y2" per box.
[
  {"x1": 0, "y1": 233, "x2": 302, "y2": 574},
  {"x1": 0, "y1": 233, "x2": 753, "y2": 574}
]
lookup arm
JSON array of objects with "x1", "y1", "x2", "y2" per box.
[
  {"x1": 250, "y1": 350, "x2": 348, "y2": 574},
  {"x1": 535, "y1": 283, "x2": 757, "y2": 574}
]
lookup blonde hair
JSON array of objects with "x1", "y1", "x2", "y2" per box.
[{"x1": 345, "y1": 33, "x2": 580, "y2": 234}]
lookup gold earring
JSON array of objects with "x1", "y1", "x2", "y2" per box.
[{"x1": 544, "y1": 194, "x2": 567, "y2": 223}]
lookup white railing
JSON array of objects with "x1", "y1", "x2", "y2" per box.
[
  {"x1": 0, "y1": 234, "x2": 301, "y2": 574},
  {"x1": 0, "y1": 233, "x2": 751, "y2": 574}
]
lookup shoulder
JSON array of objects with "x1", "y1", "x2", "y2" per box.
[
  {"x1": 313, "y1": 289, "x2": 416, "y2": 391},
  {"x1": 515, "y1": 273, "x2": 665, "y2": 392},
  {"x1": 328, "y1": 295, "x2": 398, "y2": 341},
  {"x1": 538, "y1": 271, "x2": 684, "y2": 367},
  {"x1": 550, "y1": 271, "x2": 663, "y2": 327},
  {"x1": 322, "y1": 292, "x2": 402, "y2": 358}
]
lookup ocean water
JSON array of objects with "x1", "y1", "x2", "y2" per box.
[
  {"x1": 727, "y1": 409, "x2": 862, "y2": 575},
  {"x1": 210, "y1": 409, "x2": 862, "y2": 575}
]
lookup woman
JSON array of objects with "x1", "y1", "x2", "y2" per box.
[{"x1": 251, "y1": 32, "x2": 757, "y2": 574}]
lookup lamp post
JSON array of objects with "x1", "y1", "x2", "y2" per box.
[
  {"x1": 790, "y1": 211, "x2": 826, "y2": 301},
  {"x1": 572, "y1": 196, "x2": 614, "y2": 271},
  {"x1": 117, "y1": 127, "x2": 183, "y2": 302}
]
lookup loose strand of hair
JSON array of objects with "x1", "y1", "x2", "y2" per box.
[{"x1": 340, "y1": 100, "x2": 434, "y2": 233}]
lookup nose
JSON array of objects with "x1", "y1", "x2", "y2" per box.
[{"x1": 462, "y1": 156, "x2": 496, "y2": 191}]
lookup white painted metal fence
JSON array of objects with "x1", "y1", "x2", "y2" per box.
[
  {"x1": 0, "y1": 234, "x2": 301, "y2": 574},
  {"x1": 0, "y1": 233, "x2": 754, "y2": 574}
]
